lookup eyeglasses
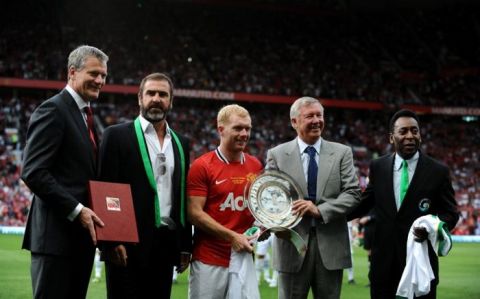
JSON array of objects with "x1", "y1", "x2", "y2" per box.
[{"x1": 157, "y1": 153, "x2": 166, "y2": 176}]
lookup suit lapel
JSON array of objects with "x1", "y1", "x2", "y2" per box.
[
  {"x1": 171, "y1": 131, "x2": 181, "y2": 198},
  {"x1": 317, "y1": 141, "x2": 335, "y2": 201},
  {"x1": 399, "y1": 153, "x2": 429, "y2": 212},
  {"x1": 382, "y1": 154, "x2": 398, "y2": 215},
  {"x1": 61, "y1": 90, "x2": 96, "y2": 164},
  {"x1": 283, "y1": 140, "x2": 308, "y2": 197},
  {"x1": 128, "y1": 122, "x2": 144, "y2": 166}
]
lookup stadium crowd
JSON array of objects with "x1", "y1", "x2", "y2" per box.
[
  {"x1": 1, "y1": 1, "x2": 479, "y2": 107},
  {"x1": 0, "y1": 1, "x2": 479, "y2": 234},
  {"x1": 0, "y1": 92, "x2": 479, "y2": 234},
  {"x1": 0, "y1": 95, "x2": 31, "y2": 226}
]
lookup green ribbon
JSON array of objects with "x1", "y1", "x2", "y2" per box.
[{"x1": 134, "y1": 117, "x2": 186, "y2": 227}]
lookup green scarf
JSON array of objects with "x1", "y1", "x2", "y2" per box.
[{"x1": 134, "y1": 117, "x2": 186, "y2": 227}]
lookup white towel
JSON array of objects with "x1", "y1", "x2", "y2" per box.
[
  {"x1": 396, "y1": 215, "x2": 452, "y2": 299},
  {"x1": 227, "y1": 250, "x2": 260, "y2": 299},
  {"x1": 227, "y1": 227, "x2": 261, "y2": 299}
]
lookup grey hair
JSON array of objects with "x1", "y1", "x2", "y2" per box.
[
  {"x1": 289, "y1": 96, "x2": 323, "y2": 119},
  {"x1": 67, "y1": 45, "x2": 109, "y2": 71}
]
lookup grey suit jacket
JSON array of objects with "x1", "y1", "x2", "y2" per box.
[{"x1": 266, "y1": 138, "x2": 361, "y2": 272}]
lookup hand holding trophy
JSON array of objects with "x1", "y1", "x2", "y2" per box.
[{"x1": 244, "y1": 170, "x2": 307, "y2": 256}]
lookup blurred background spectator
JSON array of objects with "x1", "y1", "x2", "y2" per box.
[{"x1": 0, "y1": 0, "x2": 478, "y2": 234}]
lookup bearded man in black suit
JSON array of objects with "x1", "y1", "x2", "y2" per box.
[{"x1": 98, "y1": 73, "x2": 191, "y2": 299}]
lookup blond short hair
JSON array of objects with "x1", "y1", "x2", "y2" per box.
[{"x1": 217, "y1": 104, "x2": 250, "y2": 127}]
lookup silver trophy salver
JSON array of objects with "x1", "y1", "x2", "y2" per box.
[{"x1": 245, "y1": 170, "x2": 307, "y2": 256}]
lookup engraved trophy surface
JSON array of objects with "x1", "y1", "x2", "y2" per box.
[
  {"x1": 245, "y1": 170, "x2": 307, "y2": 256},
  {"x1": 245, "y1": 169, "x2": 303, "y2": 230}
]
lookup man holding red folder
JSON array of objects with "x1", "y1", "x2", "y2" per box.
[
  {"x1": 98, "y1": 73, "x2": 191, "y2": 298},
  {"x1": 21, "y1": 45, "x2": 107, "y2": 299}
]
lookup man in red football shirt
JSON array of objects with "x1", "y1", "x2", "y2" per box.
[{"x1": 187, "y1": 104, "x2": 263, "y2": 298}]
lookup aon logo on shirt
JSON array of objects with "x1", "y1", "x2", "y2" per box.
[{"x1": 219, "y1": 192, "x2": 247, "y2": 211}]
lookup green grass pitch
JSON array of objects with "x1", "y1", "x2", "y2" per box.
[{"x1": 0, "y1": 234, "x2": 479, "y2": 299}]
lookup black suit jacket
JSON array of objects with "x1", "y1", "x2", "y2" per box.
[
  {"x1": 351, "y1": 152, "x2": 458, "y2": 286},
  {"x1": 98, "y1": 121, "x2": 192, "y2": 267},
  {"x1": 22, "y1": 89, "x2": 97, "y2": 256}
]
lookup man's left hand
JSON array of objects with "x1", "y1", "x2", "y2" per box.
[
  {"x1": 78, "y1": 207, "x2": 104, "y2": 245},
  {"x1": 176, "y1": 253, "x2": 190, "y2": 273},
  {"x1": 292, "y1": 199, "x2": 321, "y2": 219},
  {"x1": 413, "y1": 227, "x2": 428, "y2": 242}
]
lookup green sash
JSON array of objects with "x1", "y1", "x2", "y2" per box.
[{"x1": 134, "y1": 117, "x2": 186, "y2": 227}]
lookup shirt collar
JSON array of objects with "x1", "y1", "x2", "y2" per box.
[
  {"x1": 297, "y1": 137, "x2": 322, "y2": 155},
  {"x1": 394, "y1": 151, "x2": 419, "y2": 171},
  {"x1": 138, "y1": 114, "x2": 171, "y2": 136},
  {"x1": 65, "y1": 85, "x2": 89, "y2": 110},
  {"x1": 215, "y1": 148, "x2": 245, "y2": 164}
]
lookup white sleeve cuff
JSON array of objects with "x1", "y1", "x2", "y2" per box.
[{"x1": 67, "y1": 203, "x2": 84, "y2": 221}]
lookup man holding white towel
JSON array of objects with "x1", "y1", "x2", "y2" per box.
[{"x1": 350, "y1": 109, "x2": 458, "y2": 299}]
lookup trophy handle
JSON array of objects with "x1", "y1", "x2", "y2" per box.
[{"x1": 270, "y1": 227, "x2": 308, "y2": 257}]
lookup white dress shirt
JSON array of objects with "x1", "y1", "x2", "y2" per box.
[
  {"x1": 66, "y1": 84, "x2": 90, "y2": 128},
  {"x1": 139, "y1": 115, "x2": 175, "y2": 228}
]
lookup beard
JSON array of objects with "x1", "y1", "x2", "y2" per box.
[{"x1": 141, "y1": 104, "x2": 169, "y2": 124}]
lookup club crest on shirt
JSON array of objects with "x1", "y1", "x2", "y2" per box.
[
  {"x1": 419, "y1": 198, "x2": 431, "y2": 213},
  {"x1": 246, "y1": 172, "x2": 257, "y2": 183}
]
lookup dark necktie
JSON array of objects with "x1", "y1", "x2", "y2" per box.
[
  {"x1": 84, "y1": 106, "x2": 97, "y2": 152},
  {"x1": 305, "y1": 146, "x2": 318, "y2": 201}
]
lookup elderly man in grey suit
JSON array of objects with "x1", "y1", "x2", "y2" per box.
[{"x1": 266, "y1": 97, "x2": 361, "y2": 299}]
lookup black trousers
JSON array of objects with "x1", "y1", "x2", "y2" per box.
[
  {"x1": 31, "y1": 248, "x2": 95, "y2": 299},
  {"x1": 105, "y1": 227, "x2": 177, "y2": 299}
]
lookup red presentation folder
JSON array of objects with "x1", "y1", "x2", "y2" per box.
[{"x1": 88, "y1": 180, "x2": 139, "y2": 243}]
